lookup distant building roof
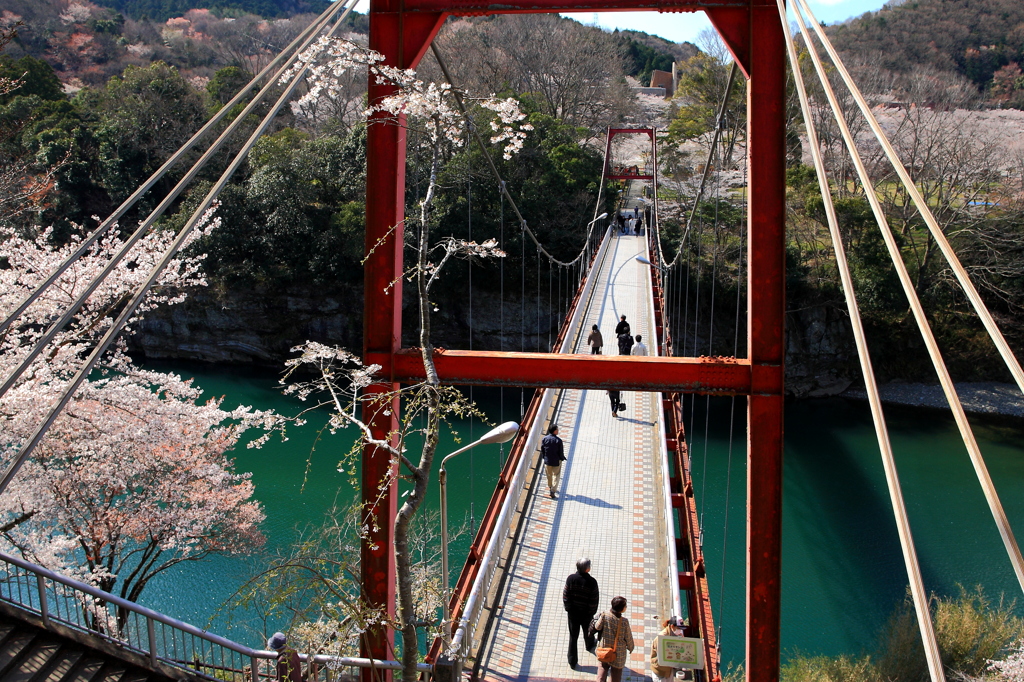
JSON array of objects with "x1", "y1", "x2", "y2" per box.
[{"x1": 650, "y1": 69, "x2": 673, "y2": 97}]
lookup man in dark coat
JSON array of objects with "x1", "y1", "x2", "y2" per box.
[
  {"x1": 541, "y1": 424, "x2": 565, "y2": 498},
  {"x1": 615, "y1": 315, "x2": 632, "y2": 355},
  {"x1": 563, "y1": 557, "x2": 600, "y2": 669}
]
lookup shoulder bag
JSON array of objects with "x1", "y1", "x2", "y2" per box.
[{"x1": 596, "y1": 614, "x2": 622, "y2": 665}]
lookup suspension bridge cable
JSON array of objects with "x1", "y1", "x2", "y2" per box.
[
  {"x1": 0, "y1": 4, "x2": 356, "y2": 497},
  {"x1": 660, "y1": 63, "x2": 739, "y2": 271},
  {"x1": 790, "y1": 0, "x2": 1024, "y2": 596},
  {"x1": 0, "y1": 2, "x2": 342, "y2": 338},
  {"x1": 778, "y1": 4, "x2": 946, "y2": 679},
  {"x1": 793, "y1": 0, "x2": 1024, "y2": 400},
  {"x1": 0, "y1": 0, "x2": 357, "y2": 401},
  {"x1": 427, "y1": 44, "x2": 605, "y2": 269}
]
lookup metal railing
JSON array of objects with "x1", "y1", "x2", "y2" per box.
[
  {"x1": 427, "y1": 224, "x2": 615, "y2": 670},
  {"x1": 0, "y1": 550, "x2": 430, "y2": 682}
]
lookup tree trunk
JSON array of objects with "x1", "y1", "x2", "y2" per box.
[{"x1": 396, "y1": 126, "x2": 443, "y2": 682}]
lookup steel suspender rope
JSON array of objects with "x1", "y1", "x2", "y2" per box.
[
  {"x1": 717, "y1": 136, "x2": 747, "y2": 654},
  {"x1": 520, "y1": 186, "x2": 525, "y2": 417},
  {"x1": 536, "y1": 244, "x2": 544, "y2": 350},
  {"x1": 500, "y1": 183, "x2": 506, "y2": 463},
  {"x1": 0, "y1": 0, "x2": 355, "y2": 400},
  {"x1": 777, "y1": 3, "x2": 947, "y2": 679},
  {"x1": 792, "y1": 0, "x2": 1024, "y2": 596},
  {"x1": 661, "y1": 63, "x2": 738, "y2": 270},
  {"x1": 0, "y1": 1, "x2": 358, "y2": 496},
  {"x1": 0, "y1": 1, "x2": 343, "y2": 338},
  {"x1": 467, "y1": 125, "x2": 475, "y2": 536},
  {"x1": 795, "y1": 0, "x2": 1024, "y2": 399},
  {"x1": 428, "y1": 44, "x2": 603, "y2": 271},
  {"x1": 548, "y1": 257, "x2": 552, "y2": 351}
]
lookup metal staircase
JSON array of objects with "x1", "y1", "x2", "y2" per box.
[{"x1": 0, "y1": 615, "x2": 177, "y2": 682}]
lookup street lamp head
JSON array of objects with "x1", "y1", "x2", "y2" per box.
[
  {"x1": 635, "y1": 256, "x2": 653, "y2": 266},
  {"x1": 597, "y1": 212, "x2": 608, "y2": 220},
  {"x1": 479, "y1": 421, "x2": 519, "y2": 445}
]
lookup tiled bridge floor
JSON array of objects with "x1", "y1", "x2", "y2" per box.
[{"x1": 472, "y1": 233, "x2": 673, "y2": 682}]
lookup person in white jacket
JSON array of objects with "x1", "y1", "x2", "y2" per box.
[{"x1": 631, "y1": 335, "x2": 648, "y2": 356}]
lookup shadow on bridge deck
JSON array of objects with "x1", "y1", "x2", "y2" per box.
[{"x1": 468, "y1": 232, "x2": 674, "y2": 682}]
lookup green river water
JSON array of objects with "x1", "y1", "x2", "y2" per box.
[{"x1": 138, "y1": 362, "x2": 1024, "y2": 667}]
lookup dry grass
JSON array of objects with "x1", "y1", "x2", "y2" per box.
[{"x1": 782, "y1": 586, "x2": 1024, "y2": 682}]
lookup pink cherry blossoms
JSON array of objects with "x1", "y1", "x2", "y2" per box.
[{"x1": 0, "y1": 217, "x2": 278, "y2": 600}]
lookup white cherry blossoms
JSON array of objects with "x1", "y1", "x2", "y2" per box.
[{"x1": 282, "y1": 36, "x2": 532, "y2": 159}]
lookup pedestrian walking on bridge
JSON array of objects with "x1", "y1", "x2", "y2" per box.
[
  {"x1": 631, "y1": 335, "x2": 648, "y2": 356},
  {"x1": 615, "y1": 316, "x2": 632, "y2": 355},
  {"x1": 563, "y1": 557, "x2": 600, "y2": 670},
  {"x1": 592, "y1": 597, "x2": 634, "y2": 682},
  {"x1": 541, "y1": 424, "x2": 565, "y2": 498}
]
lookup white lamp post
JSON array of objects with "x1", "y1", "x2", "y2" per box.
[
  {"x1": 635, "y1": 255, "x2": 666, "y2": 271},
  {"x1": 439, "y1": 420, "x2": 519, "y2": 643}
]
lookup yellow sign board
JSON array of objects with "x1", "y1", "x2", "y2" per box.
[{"x1": 656, "y1": 635, "x2": 704, "y2": 670}]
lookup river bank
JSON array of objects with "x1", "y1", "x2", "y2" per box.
[{"x1": 842, "y1": 381, "x2": 1024, "y2": 418}]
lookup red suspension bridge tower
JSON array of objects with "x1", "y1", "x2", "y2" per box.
[{"x1": 362, "y1": 2, "x2": 787, "y2": 680}]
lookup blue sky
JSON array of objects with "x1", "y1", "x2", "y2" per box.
[
  {"x1": 559, "y1": 0, "x2": 890, "y2": 44},
  {"x1": 349, "y1": 0, "x2": 890, "y2": 45}
]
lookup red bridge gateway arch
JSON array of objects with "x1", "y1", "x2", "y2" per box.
[{"x1": 361, "y1": 1, "x2": 786, "y2": 680}]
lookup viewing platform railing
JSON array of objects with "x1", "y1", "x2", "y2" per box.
[{"x1": 0, "y1": 550, "x2": 429, "y2": 682}]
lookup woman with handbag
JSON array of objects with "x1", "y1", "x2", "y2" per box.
[{"x1": 592, "y1": 596, "x2": 634, "y2": 682}]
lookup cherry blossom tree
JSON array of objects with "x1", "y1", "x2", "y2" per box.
[
  {"x1": 991, "y1": 640, "x2": 1024, "y2": 681},
  {"x1": 279, "y1": 37, "x2": 530, "y2": 680},
  {"x1": 0, "y1": 215, "x2": 278, "y2": 614}
]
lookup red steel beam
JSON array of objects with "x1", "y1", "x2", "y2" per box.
[
  {"x1": 609, "y1": 128, "x2": 655, "y2": 136},
  {"x1": 739, "y1": 2, "x2": 787, "y2": 681},
  {"x1": 366, "y1": 349, "x2": 775, "y2": 394},
  {"x1": 361, "y1": 4, "x2": 444, "y2": 679},
  {"x1": 395, "y1": 0, "x2": 747, "y2": 13},
  {"x1": 364, "y1": 4, "x2": 787, "y2": 680}
]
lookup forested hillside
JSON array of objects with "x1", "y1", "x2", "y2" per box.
[
  {"x1": 0, "y1": 0, "x2": 369, "y2": 86},
  {"x1": 828, "y1": 0, "x2": 1024, "y2": 107},
  {"x1": 93, "y1": 0, "x2": 328, "y2": 21}
]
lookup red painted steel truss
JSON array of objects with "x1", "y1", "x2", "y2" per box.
[
  {"x1": 605, "y1": 128, "x2": 655, "y2": 180},
  {"x1": 361, "y1": 1, "x2": 786, "y2": 680}
]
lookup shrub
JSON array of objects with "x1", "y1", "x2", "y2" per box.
[
  {"x1": 781, "y1": 653, "x2": 876, "y2": 682},
  {"x1": 875, "y1": 586, "x2": 1023, "y2": 681}
]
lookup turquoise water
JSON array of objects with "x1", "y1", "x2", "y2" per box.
[
  {"x1": 138, "y1": 362, "x2": 521, "y2": 644},
  {"x1": 136, "y1": 364, "x2": 1024, "y2": 665},
  {"x1": 689, "y1": 396, "x2": 1024, "y2": 667}
]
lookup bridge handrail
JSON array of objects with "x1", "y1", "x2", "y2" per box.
[
  {"x1": 640, "y1": 226, "x2": 684, "y2": 624},
  {"x1": 441, "y1": 225, "x2": 614, "y2": 663},
  {"x1": 0, "y1": 550, "x2": 429, "y2": 680}
]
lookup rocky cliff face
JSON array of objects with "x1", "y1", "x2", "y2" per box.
[
  {"x1": 785, "y1": 305, "x2": 856, "y2": 397},
  {"x1": 129, "y1": 284, "x2": 564, "y2": 364},
  {"x1": 130, "y1": 286, "x2": 856, "y2": 396},
  {"x1": 129, "y1": 284, "x2": 364, "y2": 365}
]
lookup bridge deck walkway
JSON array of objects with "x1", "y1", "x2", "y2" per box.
[{"x1": 470, "y1": 230, "x2": 674, "y2": 682}]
